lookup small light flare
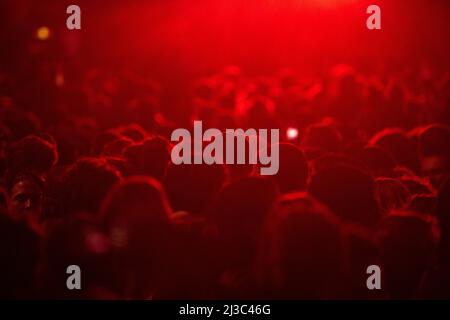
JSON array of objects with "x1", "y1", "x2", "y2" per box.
[
  {"x1": 286, "y1": 127, "x2": 299, "y2": 140},
  {"x1": 36, "y1": 26, "x2": 51, "y2": 41}
]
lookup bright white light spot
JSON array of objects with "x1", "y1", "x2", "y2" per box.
[{"x1": 287, "y1": 127, "x2": 299, "y2": 140}]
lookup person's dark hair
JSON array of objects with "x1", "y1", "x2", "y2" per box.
[
  {"x1": 100, "y1": 176, "x2": 172, "y2": 227},
  {"x1": 164, "y1": 162, "x2": 226, "y2": 215},
  {"x1": 60, "y1": 158, "x2": 121, "y2": 217},
  {"x1": 124, "y1": 136, "x2": 171, "y2": 181},
  {"x1": 52, "y1": 130, "x2": 88, "y2": 166},
  {"x1": 211, "y1": 177, "x2": 278, "y2": 270},
  {"x1": 269, "y1": 143, "x2": 308, "y2": 194},
  {"x1": 370, "y1": 128, "x2": 420, "y2": 173},
  {"x1": 101, "y1": 137, "x2": 134, "y2": 157},
  {"x1": 6, "y1": 135, "x2": 58, "y2": 176},
  {"x1": 92, "y1": 131, "x2": 122, "y2": 156},
  {"x1": 301, "y1": 123, "x2": 343, "y2": 153},
  {"x1": 309, "y1": 164, "x2": 379, "y2": 227},
  {"x1": 99, "y1": 176, "x2": 173, "y2": 298},
  {"x1": 417, "y1": 124, "x2": 450, "y2": 158},
  {"x1": 115, "y1": 124, "x2": 147, "y2": 142},
  {"x1": 258, "y1": 192, "x2": 346, "y2": 299},
  {"x1": 124, "y1": 97, "x2": 158, "y2": 130},
  {"x1": 0, "y1": 108, "x2": 41, "y2": 141},
  {"x1": 6, "y1": 171, "x2": 45, "y2": 195}
]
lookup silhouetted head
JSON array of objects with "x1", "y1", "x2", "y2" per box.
[
  {"x1": 212, "y1": 177, "x2": 278, "y2": 268},
  {"x1": 100, "y1": 177, "x2": 173, "y2": 298},
  {"x1": 244, "y1": 99, "x2": 276, "y2": 129},
  {"x1": 370, "y1": 128, "x2": 419, "y2": 173},
  {"x1": 6, "y1": 135, "x2": 58, "y2": 176},
  {"x1": 164, "y1": 162, "x2": 226, "y2": 215},
  {"x1": 124, "y1": 136, "x2": 171, "y2": 181},
  {"x1": 309, "y1": 164, "x2": 379, "y2": 227},
  {"x1": 302, "y1": 123, "x2": 343, "y2": 153},
  {"x1": 92, "y1": 131, "x2": 122, "y2": 156},
  {"x1": 124, "y1": 97, "x2": 158, "y2": 130},
  {"x1": 258, "y1": 192, "x2": 345, "y2": 299},
  {"x1": 101, "y1": 137, "x2": 133, "y2": 157},
  {"x1": 269, "y1": 143, "x2": 308, "y2": 194},
  {"x1": 115, "y1": 124, "x2": 147, "y2": 142},
  {"x1": 0, "y1": 108, "x2": 41, "y2": 141},
  {"x1": 61, "y1": 158, "x2": 121, "y2": 217},
  {"x1": 101, "y1": 176, "x2": 172, "y2": 229}
]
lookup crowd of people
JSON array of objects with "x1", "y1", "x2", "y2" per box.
[{"x1": 0, "y1": 61, "x2": 449, "y2": 299}]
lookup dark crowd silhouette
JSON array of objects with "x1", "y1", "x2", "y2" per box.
[{"x1": 1, "y1": 60, "x2": 450, "y2": 299}]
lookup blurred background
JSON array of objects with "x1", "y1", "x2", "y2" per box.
[
  {"x1": 1, "y1": 0, "x2": 449, "y2": 123},
  {"x1": 1, "y1": 0, "x2": 449, "y2": 73}
]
